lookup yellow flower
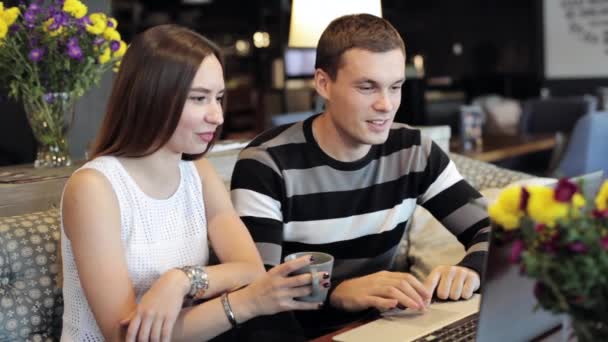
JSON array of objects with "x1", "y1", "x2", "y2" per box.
[
  {"x1": 596, "y1": 180, "x2": 608, "y2": 211},
  {"x1": 112, "y1": 59, "x2": 121, "y2": 73},
  {"x1": 0, "y1": 19, "x2": 7, "y2": 40},
  {"x1": 113, "y1": 40, "x2": 127, "y2": 58},
  {"x1": 63, "y1": 0, "x2": 87, "y2": 19},
  {"x1": 86, "y1": 13, "x2": 107, "y2": 35},
  {"x1": 43, "y1": 18, "x2": 64, "y2": 37},
  {"x1": 526, "y1": 186, "x2": 568, "y2": 227},
  {"x1": 103, "y1": 27, "x2": 120, "y2": 41},
  {"x1": 488, "y1": 186, "x2": 525, "y2": 230},
  {"x1": 98, "y1": 47, "x2": 111, "y2": 64},
  {"x1": 1, "y1": 6, "x2": 20, "y2": 26},
  {"x1": 107, "y1": 17, "x2": 118, "y2": 28}
]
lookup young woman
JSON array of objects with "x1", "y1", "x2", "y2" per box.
[{"x1": 60, "y1": 24, "x2": 324, "y2": 342}]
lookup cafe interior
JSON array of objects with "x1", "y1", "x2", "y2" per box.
[{"x1": 0, "y1": 0, "x2": 607, "y2": 341}]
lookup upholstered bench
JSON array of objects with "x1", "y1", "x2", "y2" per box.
[{"x1": 0, "y1": 146, "x2": 532, "y2": 340}]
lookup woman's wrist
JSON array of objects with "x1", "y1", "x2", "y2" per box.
[
  {"x1": 224, "y1": 287, "x2": 257, "y2": 324},
  {"x1": 168, "y1": 268, "x2": 192, "y2": 297}
]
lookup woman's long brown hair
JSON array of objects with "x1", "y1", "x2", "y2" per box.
[{"x1": 90, "y1": 24, "x2": 223, "y2": 161}]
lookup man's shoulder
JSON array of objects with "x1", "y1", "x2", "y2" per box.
[
  {"x1": 246, "y1": 121, "x2": 307, "y2": 150},
  {"x1": 383, "y1": 122, "x2": 429, "y2": 150}
]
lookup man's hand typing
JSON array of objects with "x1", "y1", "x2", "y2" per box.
[
  {"x1": 329, "y1": 271, "x2": 431, "y2": 312},
  {"x1": 424, "y1": 265, "x2": 480, "y2": 304}
]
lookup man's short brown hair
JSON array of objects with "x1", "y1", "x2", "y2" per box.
[{"x1": 315, "y1": 14, "x2": 405, "y2": 80}]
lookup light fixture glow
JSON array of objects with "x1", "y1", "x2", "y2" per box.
[{"x1": 288, "y1": 0, "x2": 382, "y2": 48}]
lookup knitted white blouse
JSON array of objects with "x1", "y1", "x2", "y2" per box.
[{"x1": 60, "y1": 156, "x2": 209, "y2": 341}]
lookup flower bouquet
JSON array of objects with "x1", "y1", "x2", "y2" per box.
[
  {"x1": 488, "y1": 179, "x2": 608, "y2": 341},
  {"x1": 0, "y1": 0, "x2": 126, "y2": 167}
]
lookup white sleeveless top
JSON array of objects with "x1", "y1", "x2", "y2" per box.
[{"x1": 60, "y1": 156, "x2": 209, "y2": 341}]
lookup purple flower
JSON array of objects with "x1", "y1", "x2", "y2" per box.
[
  {"x1": 52, "y1": 12, "x2": 69, "y2": 27},
  {"x1": 554, "y1": 179, "x2": 579, "y2": 202},
  {"x1": 109, "y1": 40, "x2": 120, "y2": 52},
  {"x1": 77, "y1": 16, "x2": 91, "y2": 27},
  {"x1": 9, "y1": 24, "x2": 20, "y2": 33},
  {"x1": 24, "y1": 10, "x2": 37, "y2": 23},
  {"x1": 510, "y1": 239, "x2": 525, "y2": 264},
  {"x1": 567, "y1": 241, "x2": 588, "y2": 254},
  {"x1": 601, "y1": 236, "x2": 608, "y2": 251},
  {"x1": 28, "y1": 3, "x2": 40, "y2": 13},
  {"x1": 43, "y1": 93, "x2": 55, "y2": 103},
  {"x1": 67, "y1": 37, "x2": 79, "y2": 47},
  {"x1": 93, "y1": 37, "x2": 105, "y2": 46},
  {"x1": 67, "y1": 44, "x2": 83, "y2": 60},
  {"x1": 28, "y1": 48, "x2": 45, "y2": 62},
  {"x1": 29, "y1": 37, "x2": 40, "y2": 48}
]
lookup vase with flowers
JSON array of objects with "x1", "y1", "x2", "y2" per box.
[
  {"x1": 488, "y1": 179, "x2": 608, "y2": 341},
  {"x1": 0, "y1": 0, "x2": 125, "y2": 167}
]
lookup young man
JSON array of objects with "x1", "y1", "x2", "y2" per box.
[{"x1": 230, "y1": 14, "x2": 489, "y2": 337}]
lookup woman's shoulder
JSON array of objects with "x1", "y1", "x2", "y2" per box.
[{"x1": 63, "y1": 157, "x2": 122, "y2": 203}]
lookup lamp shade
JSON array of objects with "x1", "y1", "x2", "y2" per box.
[{"x1": 288, "y1": 0, "x2": 382, "y2": 48}]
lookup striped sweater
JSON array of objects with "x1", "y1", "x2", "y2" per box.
[{"x1": 230, "y1": 115, "x2": 489, "y2": 330}]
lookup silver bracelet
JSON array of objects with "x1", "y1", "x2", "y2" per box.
[
  {"x1": 221, "y1": 292, "x2": 239, "y2": 328},
  {"x1": 177, "y1": 265, "x2": 209, "y2": 298}
]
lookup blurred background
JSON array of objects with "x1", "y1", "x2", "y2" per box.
[{"x1": 2, "y1": 0, "x2": 607, "y2": 177}]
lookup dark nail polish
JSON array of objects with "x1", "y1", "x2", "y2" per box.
[
  {"x1": 310, "y1": 256, "x2": 315, "y2": 262},
  {"x1": 322, "y1": 272, "x2": 330, "y2": 279},
  {"x1": 323, "y1": 282, "x2": 331, "y2": 288},
  {"x1": 397, "y1": 304, "x2": 407, "y2": 310}
]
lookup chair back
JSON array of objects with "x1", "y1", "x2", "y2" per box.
[
  {"x1": 519, "y1": 96, "x2": 596, "y2": 135},
  {"x1": 555, "y1": 111, "x2": 608, "y2": 178}
]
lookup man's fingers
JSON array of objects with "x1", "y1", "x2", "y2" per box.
[
  {"x1": 395, "y1": 280, "x2": 425, "y2": 309},
  {"x1": 449, "y1": 270, "x2": 466, "y2": 300},
  {"x1": 364, "y1": 295, "x2": 399, "y2": 311},
  {"x1": 437, "y1": 268, "x2": 455, "y2": 300},
  {"x1": 403, "y1": 275, "x2": 431, "y2": 302},
  {"x1": 461, "y1": 272, "x2": 479, "y2": 299},
  {"x1": 424, "y1": 269, "x2": 441, "y2": 303}
]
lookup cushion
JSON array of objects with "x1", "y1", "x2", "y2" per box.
[
  {"x1": 0, "y1": 209, "x2": 63, "y2": 341},
  {"x1": 400, "y1": 176, "x2": 556, "y2": 281}
]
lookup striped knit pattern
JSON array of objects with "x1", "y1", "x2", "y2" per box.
[{"x1": 231, "y1": 114, "x2": 489, "y2": 293}]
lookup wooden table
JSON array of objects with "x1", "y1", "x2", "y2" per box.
[{"x1": 450, "y1": 134, "x2": 557, "y2": 163}]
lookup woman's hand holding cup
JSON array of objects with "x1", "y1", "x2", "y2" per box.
[{"x1": 235, "y1": 254, "x2": 330, "y2": 319}]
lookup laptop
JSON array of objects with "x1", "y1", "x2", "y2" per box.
[{"x1": 333, "y1": 171, "x2": 604, "y2": 342}]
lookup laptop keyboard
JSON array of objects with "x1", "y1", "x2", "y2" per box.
[{"x1": 413, "y1": 314, "x2": 479, "y2": 342}]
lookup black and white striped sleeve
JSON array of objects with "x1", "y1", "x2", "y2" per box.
[
  {"x1": 417, "y1": 139, "x2": 490, "y2": 276},
  {"x1": 230, "y1": 146, "x2": 286, "y2": 268}
]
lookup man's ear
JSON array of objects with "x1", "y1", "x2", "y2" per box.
[{"x1": 314, "y1": 68, "x2": 331, "y2": 101}]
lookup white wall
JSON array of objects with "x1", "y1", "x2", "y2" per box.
[{"x1": 544, "y1": 0, "x2": 608, "y2": 79}]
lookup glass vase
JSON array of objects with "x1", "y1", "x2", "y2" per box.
[{"x1": 22, "y1": 93, "x2": 74, "y2": 168}]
